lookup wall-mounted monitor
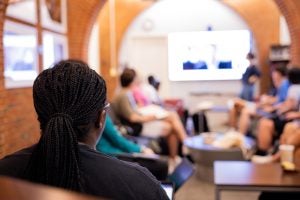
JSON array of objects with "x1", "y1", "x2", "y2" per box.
[{"x1": 168, "y1": 30, "x2": 251, "y2": 81}]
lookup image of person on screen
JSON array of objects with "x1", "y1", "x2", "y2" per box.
[
  {"x1": 182, "y1": 46, "x2": 207, "y2": 70},
  {"x1": 240, "y1": 52, "x2": 261, "y2": 101}
]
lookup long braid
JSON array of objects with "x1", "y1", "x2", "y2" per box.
[{"x1": 24, "y1": 60, "x2": 107, "y2": 192}]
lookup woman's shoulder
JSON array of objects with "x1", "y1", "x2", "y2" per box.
[
  {"x1": 0, "y1": 145, "x2": 35, "y2": 178},
  {"x1": 79, "y1": 146, "x2": 167, "y2": 199},
  {"x1": 79, "y1": 145, "x2": 151, "y2": 176}
]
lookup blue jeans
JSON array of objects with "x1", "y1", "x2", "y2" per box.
[{"x1": 240, "y1": 84, "x2": 254, "y2": 101}]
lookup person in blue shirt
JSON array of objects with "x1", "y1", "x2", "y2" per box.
[
  {"x1": 240, "y1": 52, "x2": 261, "y2": 101},
  {"x1": 231, "y1": 65, "x2": 289, "y2": 135}
]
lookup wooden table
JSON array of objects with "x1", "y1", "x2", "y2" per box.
[
  {"x1": 0, "y1": 176, "x2": 106, "y2": 200},
  {"x1": 214, "y1": 161, "x2": 300, "y2": 200}
]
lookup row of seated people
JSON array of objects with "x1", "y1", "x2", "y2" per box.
[
  {"x1": 110, "y1": 67, "x2": 189, "y2": 171},
  {"x1": 228, "y1": 65, "x2": 300, "y2": 166}
]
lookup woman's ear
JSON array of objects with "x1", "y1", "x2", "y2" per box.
[{"x1": 95, "y1": 110, "x2": 106, "y2": 129}]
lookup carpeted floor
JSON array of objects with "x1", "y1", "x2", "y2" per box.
[
  {"x1": 175, "y1": 105, "x2": 260, "y2": 200},
  {"x1": 175, "y1": 173, "x2": 260, "y2": 200}
]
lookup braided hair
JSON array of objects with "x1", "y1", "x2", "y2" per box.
[{"x1": 24, "y1": 60, "x2": 107, "y2": 192}]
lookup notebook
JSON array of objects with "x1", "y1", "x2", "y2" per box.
[
  {"x1": 161, "y1": 181, "x2": 175, "y2": 200},
  {"x1": 137, "y1": 104, "x2": 169, "y2": 119}
]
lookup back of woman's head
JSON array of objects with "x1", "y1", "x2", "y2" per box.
[{"x1": 25, "y1": 59, "x2": 107, "y2": 191}]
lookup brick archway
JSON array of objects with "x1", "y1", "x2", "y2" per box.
[
  {"x1": 66, "y1": 0, "x2": 300, "y2": 95},
  {"x1": 98, "y1": 0, "x2": 280, "y2": 94},
  {"x1": 223, "y1": 0, "x2": 280, "y2": 94},
  {"x1": 274, "y1": 0, "x2": 300, "y2": 66},
  {"x1": 67, "y1": 0, "x2": 300, "y2": 68},
  {"x1": 67, "y1": 0, "x2": 107, "y2": 61},
  {"x1": 0, "y1": 1, "x2": 8, "y2": 157}
]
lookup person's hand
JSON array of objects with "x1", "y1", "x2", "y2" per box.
[
  {"x1": 259, "y1": 94, "x2": 274, "y2": 105},
  {"x1": 248, "y1": 75, "x2": 258, "y2": 84},
  {"x1": 276, "y1": 105, "x2": 288, "y2": 115},
  {"x1": 141, "y1": 147, "x2": 154, "y2": 155},
  {"x1": 144, "y1": 114, "x2": 157, "y2": 122},
  {"x1": 262, "y1": 105, "x2": 275, "y2": 113},
  {"x1": 285, "y1": 111, "x2": 300, "y2": 120}
]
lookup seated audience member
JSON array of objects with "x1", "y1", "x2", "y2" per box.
[
  {"x1": 97, "y1": 115, "x2": 153, "y2": 155},
  {"x1": 0, "y1": 60, "x2": 168, "y2": 200},
  {"x1": 132, "y1": 75, "x2": 151, "y2": 107},
  {"x1": 148, "y1": 75, "x2": 160, "y2": 91},
  {"x1": 257, "y1": 121, "x2": 300, "y2": 199},
  {"x1": 112, "y1": 68, "x2": 188, "y2": 167},
  {"x1": 143, "y1": 74, "x2": 187, "y2": 121},
  {"x1": 278, "y1": 121, "x2": 300, "y2": 165},
  {"x1": 96, "y1": 115, "x2": 169, "y2": 180},
  {"x1": 255, "y1": 67, "x2": 300, "y2": 156},
  {"x1": 253, "y1": 110, "x2": 300, "y2": 162},
  {"x1": 232, "y1": 65, "x2": 289, "y2": 135},
  {"x1": 132, "y1": 74, "x2": 162, "y2": 107},
  {"x1": 145, "y1": 75, "x2": 163, "y2": 105}
]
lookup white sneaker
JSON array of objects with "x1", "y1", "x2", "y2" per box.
[
  {"x1": 182, "y1": 145, "x2": 190, "y2": 156},
  {"x1": 168, "y1": 156, "x2": 182, "y2": 174},
  {"x1": 251, "y1": 155, "x2": 274, "y2": 164}
]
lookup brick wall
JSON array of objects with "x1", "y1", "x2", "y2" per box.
[
  {"x1": 1, "y1": 0, "x2": 300, "y2": 158},
  {"x1": 0, "y1": 1, "x2": 7, "y2": 156},
  {"x1": 0, "y1": 0, "x2": 108, "y2": 158},
  {"x1": 99, "y1": 0, "x2": 152, "y2": 100},
  {"x1": 67, "y1": 0, "x2": 106, "y2": 61},
  {"x1": 0, "y1": 0, "x2": 40, "y2": 157},
  {"x1": 224, "y1": 0, "x2": 280, "y2": 93},
  {"x1": 274, "y1": 0, "x2": 300, "y2": 66}
]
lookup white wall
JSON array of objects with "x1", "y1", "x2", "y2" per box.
[
  {"x1": 119, "y1": 0, "x2": 249, "y2": 108},
  {"x1": 118, "y1": 0, "x2": 289, "y2": 110},
  {"x1": 88, "y1": 22, "x2": 100, "y2": 74},
  {"x1": 280, "y1": 16, "x2": 291, "y2": 45}
]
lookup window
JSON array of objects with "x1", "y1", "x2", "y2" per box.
[
  {"x1": 4, "y1": 21, "x2": 38, "y2": 88},
  {"x1": 4, "y1": 0, "x2": 68, "y2": 89},
  {"x1": 42, "y1": 31, "x2": 68, "y2": 69}
]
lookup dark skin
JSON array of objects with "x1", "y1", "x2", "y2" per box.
[{"x1": 79, "y1": 110, "x2": 107, "y2": 150}]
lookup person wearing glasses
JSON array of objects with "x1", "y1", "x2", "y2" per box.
[{"x1": 0, "y1": 60, "x2": 168, "y2": 200}]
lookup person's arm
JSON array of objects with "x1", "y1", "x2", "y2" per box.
[
  {"x1": 129, "y1": 112, "x2": 157, "y2": 123},
  {"x1": 119, "y1": 92, "x2": 156, "y2": 123},
  {"x1": 248, "y1": 75, "x2": 259, "y2": 84},
  {"x1": 276, "y1": 80, "x2": 290, "y2": 103},
  {"x1": 259, "y1": 94, "x2": 277, "y2": 106},
  {"x1": 277, "y1": 99, "x2": 295, "y2": 114},
  {"x1": 285, "y1": 111, "x2": 300, "y2": 121},
  {"x1": 248, "y1": 66, "x2": 261, "y2": 84}
]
